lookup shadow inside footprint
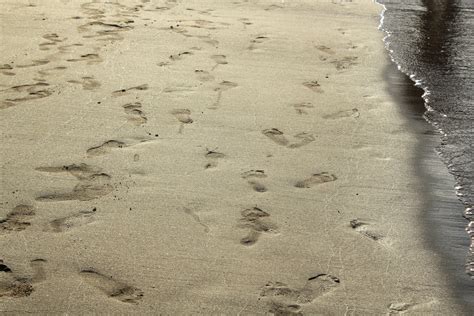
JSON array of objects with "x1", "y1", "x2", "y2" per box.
[
  {"x1": 295, "y1": 172, "x2": 337, "y2": 188},
  {"x1": 80, "y1": 268, "x2": 144, "y2": 304}
]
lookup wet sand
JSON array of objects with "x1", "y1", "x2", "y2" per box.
[{"x1": 0, "y1": 0, "x2": 467, "y2": 314}]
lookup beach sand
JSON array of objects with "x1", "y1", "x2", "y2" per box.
[{"x1": 0, "y1": 0, "x2": 466, "y2": 314}]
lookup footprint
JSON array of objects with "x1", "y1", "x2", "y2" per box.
[
  {"x1": 210, "y1": 54, "x2": 228, "y2": 70},
  {"x1": 303, "y1": 81, "x2": 323, "y2": 93},
  {"x1": 241, "y1": 170, "x2": 268, "y2": 193},
  {"x1": 1, "y1": 83, "x2": 53, "y2": 109},
  {"x1": 39, "y1": 33, "x2": 65, "y2": 51},
  {"x1": 66, "y1": 53, "x2": 103, "y2": 65},
  {"x1": 87, "y1": 140, "x2": 127, "y2": 156},
  {"x1": 195, "y1": 69, "x2": 215, "y2": 82},
  {"x1": 67, "y1": 76, "x2": 101, "y2": 90},
  {"x1": 295, "y1": 172, "x2": 337, "y2": 188},
  {"x1": 204, "y1": 149, "x2": 225, "y2": 169},
  {"x1": 249, "y1": 35, "x2": 269, "y2": 51},
  {"x1": 16, "y1": 59, "x2": 50, "y2": 69},
  {"x1": 79, "y1": 268, "x2": 144, "y2": 304},
  {"x1": 268, "y1": 301, "x2": 303, "y2": 315},
  {"x1": 184, "y1": 207, "x2": 209, "y2": 233},
  {"x1": 323, "y1": 108, "x2": 359, "y2": 119},
  {"x1": 287, "y1": 132, "x2": 316, "y2": 149},
  {"x1": 171, "y1": 109, "x2": 193, "y2": 133},
  {"x1": 35, "y1": 164, "x2": 113, "y2": 201},
  {"x1": 260, "y1": 274, "x2": 340, "y2": 305},
  {"x1": 46, "y1": 209, "x2": 96, "y2": 233},
  {"x1": 350, "y1": 219, "x2": 385, "y2": 243},
  {"x1": 291, "y1": 102, "x2": 314, "y2": 115},
  {"x1": 0, "y1": 259, "x2": 47, "y2": 298},
  {"x1": 315, "y1": 45, "x2": 335, "y2": 55},
  {"x1": 0, "y1": 64, "x2": 15, "y2": 76},
  {"x1": 0, "y1": 205, "x2": 35, "y2": 233},
  {"x1": 210, "y1": 81, "x2": 238, "y2": 109},
  {"x1": 331, "y1": 56, "x2": 358, "y2": 71},
  {"x1": 112, "y1": 84, "x2": 148, "y2": 97},
  {"x1": 262, "y1": 128, "x2": 289, "y2": 147},
  {"x1": 123, "y1": 102, "x2": 147, "y2": 126},
  {"x1": 238, "y1": 207, "x2": 278, "y2": 246},
  {"x1": 262, "y1": 129, "x2": 315, "y2": 149},
  {"x1": 86, "y1": 138, "x2": 149, "y2": 157},
  {"x1": 168, "y1": 51, "x2": 193, "y2": 61},
  {"x1": 37, "y1": 66, "x2": 68, "y2": 77}
]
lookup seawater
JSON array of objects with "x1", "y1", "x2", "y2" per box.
[{"x1": 377, "y1": 0, "x2": 474, "y2": 310}]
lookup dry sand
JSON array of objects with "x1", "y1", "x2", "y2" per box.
[{"x1": 0, "y1": 0, "x2": 466, "y2": 314}]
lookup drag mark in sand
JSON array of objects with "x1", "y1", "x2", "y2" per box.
[
  {"x1": 184, "y1": 207, "x2": 209, "y2": 233},
  {"x1": 79, "y1": 268, "x2": 144, "y2": 304},
  {"x1": 238, "y1": 207, "x2": 278, "y2": 246}
]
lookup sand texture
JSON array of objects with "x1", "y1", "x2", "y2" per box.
[{"x1": 0, "y1": 0, "x2": 466, "y2": 315}]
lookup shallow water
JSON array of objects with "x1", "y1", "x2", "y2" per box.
[{"x1": 378, "y1": 0, "x2": 474, "y2": 311}]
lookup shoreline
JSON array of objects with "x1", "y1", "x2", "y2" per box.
[
  {"x1": 378, "y1": 0, "x2": 474, "y2": 310},
  {"x1": 0, "y1": 0, "x2": 468, "y2": 314}
]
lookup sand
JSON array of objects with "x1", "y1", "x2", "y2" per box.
[{"x1": 0, "y1": 0, "x2": 466, "y2": 314}]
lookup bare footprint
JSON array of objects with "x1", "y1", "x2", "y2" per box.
[
  {"x1": 67, "y1": 76, "x2": 101, "y2": 90},
  {"x1": 87, "y1": 140, "x2": 127, "y2": 156},
  {"x1": 210, "y1": 54, "x2": 228, "y2": 70},
  {"x1": 238, "y1": 207, "x2": 278, "y2": 246},
  {"x1": 1, "y1": 83, "x2": 53, "y2": 109},
  {"x1": 184, "y1": 207, "x2": 209, "y2": 233},
  {"x1": 315, "y1": 45, "x2": 335, "y2": 55},
  {"x1": 331, "y1": 56, "x2": 358, "y2": 71},
  {"x1": 241, "y1": 170, "x2": 268, "y2": 193},
  {"x1": 269, "y1": 301, "x2": 303, "y2": 315},
  {"x1": 262, "y1": 129, "x2": 315, "y2": 149},
  {"x1": 35, "y1": 164, "x2": 113, "y2": 201},
  {"x1": 350, "y1": 219, "x2": 385, "y2": 243},
  {"x1": 261, "y1": 274, "x2": 340, "y2": 304},
  {"x1": 0, "y1": 259, "x2": 47, "y2": 298},
  {"x1": 291, "y1": 102, "x2": 314, "y2": 115},
  {"x1": 303, "y1": 81, "x2": 323, "y2": 93},
  {"x1": 204, "y1": 149, "x2": 225, "y2": 169},
  {"x1": 195, "y1": 69, "x2": 215, "y2": 82},
  {"x1": 0, "y1": 205, "x2": 35, "y2": 233},
  {"x1": 209, "y1": 80, "x2": 238, "y2": 109},
  {"x1": 79, "y1": 268, "x2": 144, "y2": 304},
  {"x1": 46, "y1": 209, "x2": 96, "y2": 233},
  {"x1": 123, "y1": 102, "x2": 147, "y2": 125},
  {"x1": 112, "y1": 84, "x2": 148, "y2": 97},
  {"x1": 262, "y1": 128, "x2": 289, "y2": 147},
  {"x1": 171, "y1": 109, "x2": 193, "y2": 133},
  {"x1": 323, "y1": 108, "x2": 359, "y2": 119},
  {"x1": 66, "y1": 53, "x2": 103, "y2": 65},
  {"x1": 295, "y1": 172, "x2": 337, "y2": 188}
]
